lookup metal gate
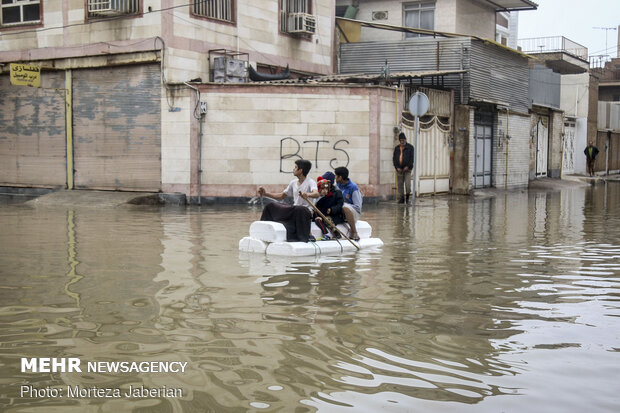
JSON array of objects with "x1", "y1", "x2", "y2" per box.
[
  {"x1": 0, "y1": 72, "x2": 67, "y2": 188},
  {"x1": 535, "y1": 116, "x2": 549, "y2": 177},
  {"x1": 402, "y1": 116, "x2": 451, "y2": 195},
  {"x1": 474, "y1": 113, "x2": 493, "y2": 188},
  {"x1": 72, "y1": 64, "x2": 161, "y2": 191},
  {"x1": 562, "y1": 118, "x2": 576, "y2": 175}
]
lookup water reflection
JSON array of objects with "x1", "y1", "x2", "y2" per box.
[{"x1": 0, "y1": 184, "x2": 619, "y2": 412}]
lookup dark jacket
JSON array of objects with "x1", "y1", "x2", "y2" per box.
[
  {"x1": 584, "y1": 145, "x2": 599, "y2": 160},
  {"x1": 393, "y1": 143, "x2": 414, "y2": 169},
  {"x1": 315, "y1": 189, "x2": 345, "y2": 225}
]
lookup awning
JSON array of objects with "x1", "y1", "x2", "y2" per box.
[{"x1": 482, "y1": 0, "x2": 538, "y2": 11}]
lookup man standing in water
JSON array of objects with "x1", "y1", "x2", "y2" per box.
[
  {"x1": 257, "y1": 159, "x2": 318, "y2": 242},
  {"x1": 393, "y1": 132, "x2": 414, "y2": 204},
  {"x1": 584, "y1": 141, "x2": 599, "y2": 177}
]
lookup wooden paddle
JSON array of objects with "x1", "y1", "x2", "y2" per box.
[{"x1": 300, "y1": 192, "x2": 360, "y2": 250}]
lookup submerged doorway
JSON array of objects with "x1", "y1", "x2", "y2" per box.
[
  {"x1": 535, "y1": 115, "x2": 549, "y2": 177},
  {"x1": 474, "y1": 112, "x2": 493, "y2": 188}
]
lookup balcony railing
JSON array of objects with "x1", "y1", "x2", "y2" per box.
[{"x1": 518, "y1": 36, "x2": 588, "y2": 61}]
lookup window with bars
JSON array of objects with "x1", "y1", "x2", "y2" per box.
[
  {"x1": 192, "y1": 0, "x2": 235, "y2": 23},
  {"x1": 403, "y1": 2, "x2": 435, "y2": 38},
  {"x1": 280, "y1": 0, "x2": 311, "y2": 33},
  {"x1": 1, "y1": 0, "x2": 41, "y2": 27}
]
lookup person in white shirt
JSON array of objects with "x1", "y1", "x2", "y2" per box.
[{"x1": 257, "y1": 159, "x2": 319, "y2": 242}]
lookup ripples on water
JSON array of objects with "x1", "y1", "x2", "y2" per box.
[{"x1": 0, "y1": 183, "x2": 619, "y2": 412}]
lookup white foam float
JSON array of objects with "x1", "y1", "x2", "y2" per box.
[{"x1": 239, "y1": 220, "x2": 383, "y2": 256}]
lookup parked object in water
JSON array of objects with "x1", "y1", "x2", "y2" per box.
[{"x1": 239, "y1": 220, "x2": 383, "y2": 256}]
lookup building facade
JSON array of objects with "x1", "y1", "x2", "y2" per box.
[{"x1": 0, "y1": 0, "x2": 338, "y2": 199}]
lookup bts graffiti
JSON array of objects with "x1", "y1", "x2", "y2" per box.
[{"x1": 280, "y1": 137, "x2": 350, "y2": 173}]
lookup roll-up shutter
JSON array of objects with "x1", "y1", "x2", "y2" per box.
[
  {"x1": 0, "y1": 73, "x2": 66, "y2": 188},
  {"x1": 72, "y1": 64, "x2": 161, "y2": 191}
]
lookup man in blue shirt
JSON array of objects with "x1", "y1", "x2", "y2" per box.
[{"x1": 334, "y1": 166, "x2": 362, "y2": 241}]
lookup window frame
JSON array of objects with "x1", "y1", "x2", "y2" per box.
[
  {"x1": 0, "y1": 0, "x2": 43, "y2": 28},
  {"x1": 85, "y1": 0, "x2": 142, "y2": 21},
  {"x1": 190, "y1": 0, "x2": 236, "y2": 26},
  {"x1": 403, "y1": 1, "x2": 435, "y2": 38}
]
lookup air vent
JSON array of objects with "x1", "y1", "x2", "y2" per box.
[
  {"x1": 287, "y1": 13, "x2": 316, "y2": 35},
  {"x1": 372, "y1": 11, "x2": 388, "y2": 20}
]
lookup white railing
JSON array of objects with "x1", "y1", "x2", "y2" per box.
[{"x1": 518, "y1": 36, "x2": 588, "y2": 61}]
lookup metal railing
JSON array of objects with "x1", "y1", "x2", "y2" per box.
[{"x1": 518, "y1": 36, "x2": 588, "y2": 61}]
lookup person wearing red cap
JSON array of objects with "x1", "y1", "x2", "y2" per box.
[{"x1": 314, "y1": 174, "x2": 345, "y2": 240}]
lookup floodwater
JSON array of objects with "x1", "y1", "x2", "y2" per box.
[{"x1": 1, "y1": 183, "x2": 619, "y2": 413}]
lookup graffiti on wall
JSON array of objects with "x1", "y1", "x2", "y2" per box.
[{"x1": 280, "y1": 137, "x2": 350, "y2": 173}]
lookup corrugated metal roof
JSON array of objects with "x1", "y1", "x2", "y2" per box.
[
  {"x1": 247, "y1": 70, "x2": 467, "y2": 85},
  {"x1": 312, "y1": 70, "x2": 467, "y2": 83}
]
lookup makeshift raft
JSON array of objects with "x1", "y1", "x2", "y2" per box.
[{"x1": 239, "y1": 220, "x2": 383, "y2": 256}]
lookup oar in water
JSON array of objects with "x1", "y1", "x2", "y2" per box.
[{"x1": 300, "y1": 192, "x2": 360, "y2": 251}]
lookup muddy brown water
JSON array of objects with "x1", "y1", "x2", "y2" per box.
[{"x1": 1, "y1": 183, "x2": 619, "y2": 412}]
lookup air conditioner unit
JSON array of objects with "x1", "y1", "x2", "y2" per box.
[
  {"x1": 88, "y1": 0, "x2": 135, "y2": 16},
  {"x1": 287, "y1": 13, "x2": 316, "y2": 35}
]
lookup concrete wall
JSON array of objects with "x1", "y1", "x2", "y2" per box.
[
  {"x1": 161, "y1": 86, "x2": 193, "y2": 195},
  {"x1": 561, "y1": 73, "x2": 590, "y2": 118},
  {"x1": 354, "y1": 0, "x2": 496, "y2": 42},
  {"x1": 588, "y1": 74, "x2": 600, "y2": 151},
  {"x1": 168, "y1": 84, "x2": 400, "y2": 201},
  {"x1": 452, "y1": 104, "x2": 472, "y2": 194},
  {"x1": 454, "y1": 0, "x2": 495, "y2": 39}
]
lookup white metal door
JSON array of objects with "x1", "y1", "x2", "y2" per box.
[
  {"x1": 562, "y1": 119, "x2": 576, "y2": 175},
  {"x1": 474, "y1": 123, "x2": 492, "y2": 188},
  {"x1": 536, "y1": 116, "x2": 549, "y2": 177},
  {"x1": 402, "y1": 116, "x2": 451, "y2": 195}
]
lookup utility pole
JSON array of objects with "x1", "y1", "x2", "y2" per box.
[{"x1": 593, "y1": 26, "x2": 617, "y2": 60}]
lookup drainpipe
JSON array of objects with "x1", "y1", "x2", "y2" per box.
[
  {"x1": 505, "y1": 108, "x2": 509, "y2": 190},
  {"x1": 606, "y1": 130, "x2": 611, "y2": 175},
  {"x1": 65, "y1": 70, "x2": 74, "y2": 189},
  {"x1": 198, "y1": 115, "x2": 204, "y2": 203},
  {"x1": 459, "y1": 45, "x2": 464, "y2": 105}
]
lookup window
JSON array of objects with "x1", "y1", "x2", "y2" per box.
[
  {"x1": 280, "y1": 0, "x2": 311, "y2": 33},
  {"x1": 87, "y1": 0, "x2": 140, "y2": 18},
  {"x1": 1, "y1": 0, "x2": 41, "y2": 27},
  {"x1": 403, "y1": 2, "x2": 434, "y2": 38},
  {"x1": 192, "y1": 0, "x2": 235, "y2": 23}
]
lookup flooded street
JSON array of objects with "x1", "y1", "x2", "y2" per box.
[{"x1": 1, "y1": 183, "x2": 619, "y2": 412}]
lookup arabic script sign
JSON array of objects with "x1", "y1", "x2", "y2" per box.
[{"x1": 10, "y1": 63, "x2": 41, "y2": 87}]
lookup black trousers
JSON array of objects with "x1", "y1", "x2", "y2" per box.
[{"x1": 260, "y1": 203, "x2": 312, "y2": 242}]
